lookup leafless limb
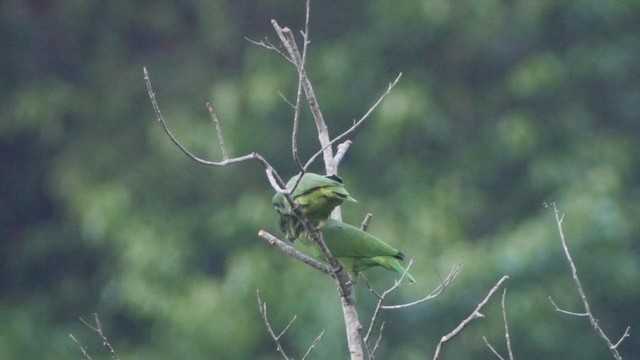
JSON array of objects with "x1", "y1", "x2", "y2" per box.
[
  {"x1": 258, "y1": 230, "x2": 332, "y2": 275},
  {"x1": 502, "y1": 289, "x2": 515, "y2": 359},
  {"x1": 367, "y1": 322, "x2": 385, "y2": 360},
  {"x1": 144, "y1": 67, "x2": 262, "y2": 167},
  {"x1": 77, "y1": 313, "x2": 120, "y2": 360},
  {"x1": 271, "y1": 19, "x2": 335, "y2": 174},
  {"x1": 289, "y1": 0, "x2": 312, "y2": 170},
  {"x1": 300, "y1": 73, "x2": 402, "y2": 174},
  {"x1": 258, "y1": 291, "x2": 325, "y2": 360},
  {"x1": 301, "y1": 330, "x2": 325, "y2": 360},
  {"x1": 483, "y1": 336, "x2": 506, "y2": 360},
  {"x1": 432, "y1": 275, "x2": 510, "y2": 360},
  {"x1": 381, "y1": 256, "x2": 463, "y2": 309},
  {"x1": 258, "y1": 291, "x2": 294, "y2": 360},
  {"x1": 244, "y1": 37, "x2": 295, "y2": 65},
  {"x1": 363, "y1": 258, "x2": 462, "y2": 359},
  {"x1": 363, "y1": 260, "x2": 415, "y2": 345},
  {"x1": 206, "y1": 102, "x2": 229, "y2": 160},
  {"x1": 69, "y1": 334, "x2": 93, "y2": 360},
  {"x1": 334, "y1": 140, "x2": 353, "y2": 168},
  {"x1": 270, "y1": 0, "x2": 401, "y2": 177},
  {"x1": 360, "y1": 213, "x2": 374, "y2": 231},
  {"x1": 483, "y1": 288, "x2": 514, "y2": 360},
  {"x1": 546, "y1": 202, "x2": 630, "y2": 360}
]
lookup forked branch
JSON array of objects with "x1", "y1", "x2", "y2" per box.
[
  {"x1": 546, "y1": 202, "x2": 630, "y2": 360},
  {"x1": 433, "y1": 275, "x2": 510, "y2": 360},
  {"x1": 483, "y1": 289, "x2": 515, "y2": 360},
  {"x1": 382, "y1": 256, "x2": 463, "y2": 310},
  {"x1": 257, "y1": 291, "x2": 325, "y2": 360},
  {"x1": 70, "y1": 313, "x2": 120, "y2": 360}
]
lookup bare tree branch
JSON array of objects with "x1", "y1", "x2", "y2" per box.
[
  {"x1": 334, "y1": 140, "x2": 353, "y2": 167},
  {"x1": 69, "y1": 334, "x2": 93, "y2": 360},
  {"x1": 77, "y1": 313, "x2": 120, "y2": 360},
  {"x1": 258, "y1": 230, "x2": 332, "y2": 275},
  {"x1": 483, "y1": 289, "x2": 514, "y2": 360},
  {"x1": 482, "y1": 336, "x2": 505, "y2": 360},
  {"x1": 364, "y1": 260, "x2": 415, "y2": 345},
  {"x1": 144, "y1": 67, "x2": 259, "y2": 167},
  {"x1": 301, "y1": 330, "x2": 325, "y2": 360},
  {"x1": 502, "y1": 289, "x2": 515, "y2": 360},
  {"x1": 301, "y1": 73, "x2": 402, "y2": 174},
  {"x1": 362, "y1": 258, "x2": 462, "y2": 359},
  {"x1": 367, "y1": 322, "x2": 385, "y2": 360},
  {"x1": 432, "y1": 275, "x2": 510, "y2": 360},
  {"x1": 245, "y1": 36, "x2": 295, "y2": 64},
  {"x1": 206, "y1": 102, "x2": 229, "y2": 160},
  {"x1": 271, "y1": 18, "x2": 335, "y2": 173},
  {"x1": 258, "y1": 291, "x2": 325, "y2": 360},
  {"x1": 382, "y1": 256, "x2": 463, "y2": 309},
  {"x1": 258, "y1": 292, "x2": 292, "y2": 360},
  {"x1": 290, "y1": 0, "x2": 312, "y2": 170},
  {"x1": 360, "y1": 213, "x2": 374, "y2": 231},
  {"x1": 483, "y1": 336, "x2": 506, "y2": 360},
  {"x1": 546, "y1": 202, "x2": 631, "y2": 360}
]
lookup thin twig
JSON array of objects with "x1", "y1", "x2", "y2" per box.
[
  {"x1": 548, "y1": 296, "x2": 587, "y2": 316},
  {"x1": 368, "y1": 322, "x2": 385, "y2": 360},
  {"x1": 244, "y1": 37, "x2": 295, "y2": 65},
  {"x1": 364, "y1": 260, "x2": 414, "y2": 343},
  {"x1": 301, "y1": 330, "x2": 325, "y2": 360},
  {"x1": 484, "y1": 289, "x2": 515, "y2": 359},
  {"x1": 78, "y1": 313, "x2": 120, "y2": 360},
  {"x1": 292, "y1": 0, "x2": 312, "y2": 170},
  {"x1": 206, "y1": 102, "x2": 229, "y2": 160},
  {"x1": 271, "y1": 19, "x2": 335, "y2": 174},
  {"x1": 145, "y1": 67, "x2": 296, "y2": 226},
  {"x1": 69, "y1": 334, "x2": 93, "y2": 360},
  {"x1": 546, "y1": 202, "x2": 630, "y2": 360},
  {"x1": 258, "y1": 291, "x2": 292, "y2": 360},
  {"x1": 432, "y1": 275, "x2": 510, "y2": 360},
  {"x1": 144, "y1": 67, "x2": 258, "y2": 167},
  {"x1": 302, "y1": 73, "x2": 402, "y2": 173},
  {"x1": 360, "y1": 213, "x2": 373, "y2": 231},
  {"x1": 483, "y1": 336, "x2": 506, "y2": 360},
  {"x1": 502, "y1": 289, "x2": 515, "y2": 360},
  {"x1": 382, "y1": 256, "x2": 463, "y2": 309}
]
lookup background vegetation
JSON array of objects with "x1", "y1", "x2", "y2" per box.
[{"x1": 1, "y1": 0, "x2": 638, "y2": 358}]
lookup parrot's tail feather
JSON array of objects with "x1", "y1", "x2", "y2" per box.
[{"x1": 388, "y1": 259, "x2": 415, "y2": 283}]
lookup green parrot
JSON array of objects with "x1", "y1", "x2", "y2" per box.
[
  {"x1": 299, "y1": 218, "x2": 415, "y2": 283},
  {"x1": 272, "y1": 172, "x2": 357, "y2": 241}
]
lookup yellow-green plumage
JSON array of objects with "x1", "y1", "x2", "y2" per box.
[
  {"x1": 272, "y1": 173, "x2": 356, "y2": 241},
  {"x1": 299, "y1": 219, "x2": 415, "y2": 283}
]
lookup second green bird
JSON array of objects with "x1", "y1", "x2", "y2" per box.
[{"x1": 299, "y1": 218, "x2": 415, "y2": 283}]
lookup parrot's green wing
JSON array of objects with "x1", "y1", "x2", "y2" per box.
[
  {"x1": 300, "y1": 219, "x2": 415, "y2": 283},
  {"x1": 320, "y1": 219, "x2": 401, "y2": 259}
]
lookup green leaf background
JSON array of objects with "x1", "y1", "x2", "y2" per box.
[{"x1": 1, "y1": 1, "x2": 638, "y2": 358}]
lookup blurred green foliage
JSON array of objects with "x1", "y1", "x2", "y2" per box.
[{"x1": 1, "y1": 0, "x2": 639, "y2": 359}]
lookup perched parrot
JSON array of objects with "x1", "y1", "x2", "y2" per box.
[
  {"x1": 272, "y1": 172, "x2": 357, "y2": 241},
  {"x1": 299, "y1": 218, "x2": 415, "y2": 283}
]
